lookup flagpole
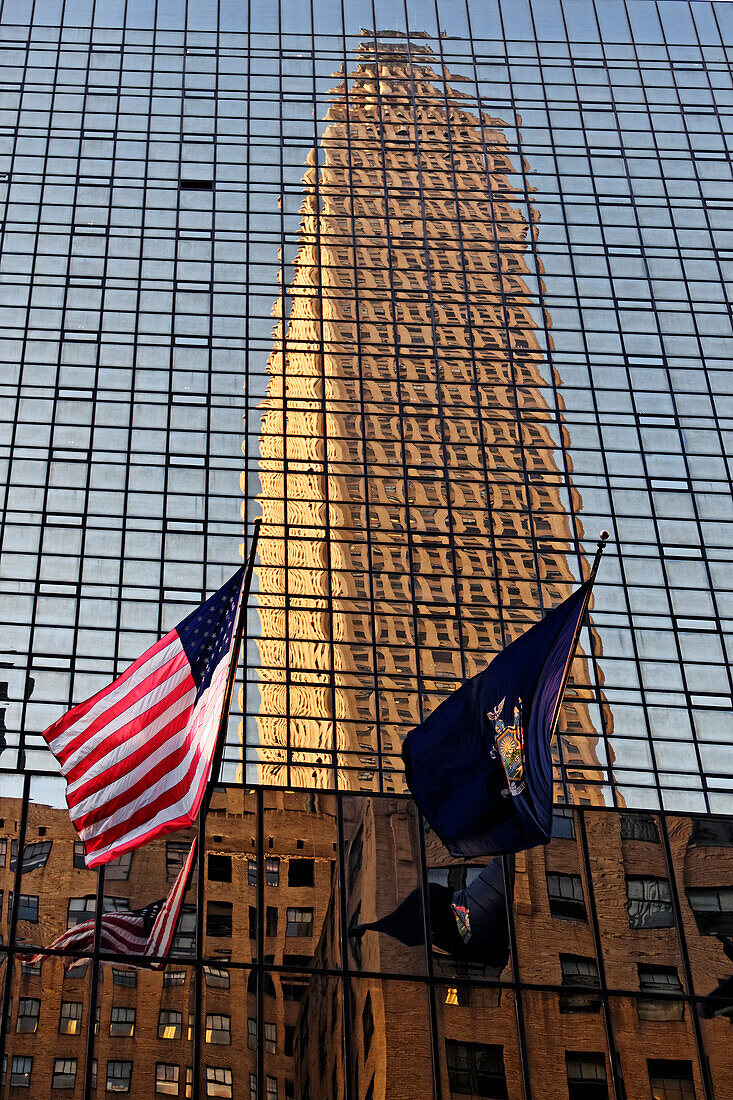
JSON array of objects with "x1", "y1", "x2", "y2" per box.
[
  {"x1": 549, "y1": 529, "x2": 609, "y2": 739},
  {"x1": 203, "y1": 516, "x2": 262, "y2": 817},
  {"x1": 192, "y1": 518, "x2": 262, "y2": 1100}
]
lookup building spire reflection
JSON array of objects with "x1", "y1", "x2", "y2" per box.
[{"x1": 253, "y1": 32, "x2": 609, "y2": 803}]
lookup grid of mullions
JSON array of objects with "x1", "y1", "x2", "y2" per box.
[
  {"x1": 0, "y1": 787, "x2": 732, "y2": 1100},
  {"x1": 0, "y1": 0, "x2": 731, "y2": 810}
]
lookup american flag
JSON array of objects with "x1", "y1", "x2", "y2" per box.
[
  {"x1": 41, "y1": 569, "x2": 245, "y2": 867},
  {"x1": 29, "y1": 836, "x2": 197, "y2": 970}
]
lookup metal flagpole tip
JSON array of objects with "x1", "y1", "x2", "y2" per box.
[{"x1": 599, "y1": 530, "x2": 610, "y2": 543}]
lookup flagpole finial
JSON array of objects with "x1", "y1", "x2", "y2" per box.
[{"x1": 599, "y1": 529, "x2": 609, "y2": 544}]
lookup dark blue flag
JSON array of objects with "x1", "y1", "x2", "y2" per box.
[
  {"x1": 402, "y1": 581, "x2": 592, "y2": 857},
  {"x1": 352, "y1": 855, "x2": 512, "y2": 968}
]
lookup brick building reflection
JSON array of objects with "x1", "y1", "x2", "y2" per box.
[
  {"x1": 252, "y1": 31, "x2": 608, "y2": 801},
  {"x1": 1, "y1": 792, "x2": 733, "y2": 1098}
]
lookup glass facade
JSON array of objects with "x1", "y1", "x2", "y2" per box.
[{"x1": 1, "y1": 0, "x2": 733, "y2": 1097}]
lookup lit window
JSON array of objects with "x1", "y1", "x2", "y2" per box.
[
  {"x1": 205, "y1": 1014, "x2": 231, "y2": 1045},
  {"x1": 59, "y1": 1001, "x2": 83, "y2": 1035},
  {"x1": 206, "y1": 1067, "x2": 232, "y2": 1099},
  {"x1": 106, "y1": 1061, "x2": 132, "y2": 1094},
  {"x1": 648, "y1": 1059, "x2": 695, "y2": 1100},
  {"x1": 110, "y1": 1006, "x2": 135, "y2": 1037},
  {"x1": 10, "y1": 1056, "x2": 32, "y2": 1088},
  {"x1": 285, "y1": 907, "x2": 313, "y2": 937},
  {"x1": 158, "y1": 1011, "x2": 182, "y2": 1040},
  {"x1": 155, "y1": 1063, "x2": 180, "y2": 1097}
]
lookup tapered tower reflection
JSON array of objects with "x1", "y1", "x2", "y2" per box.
[{"x1": 253, "y1": 30, "x2": 608, "y2": 799}]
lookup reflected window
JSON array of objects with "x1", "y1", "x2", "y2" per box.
[
  {"x1": 52, "y1": 1059, "x2": 77, "y2": 1090},
  {"x1": 686, "y1": 888, "x2": 733, "y2": 935},
  {"x1": 638, "y1": 964, "x2": 685, "y2": 1022},
  {"x1": 445, "y1": 1040, "x2": 508, "y2": 1098},
  {"x1": 626, "y1": 877, "x2": 674, "y2": 929},
  {"x1": 551, "y1": 808, "x2": 575, "y2": 840},
  {"x1": 565, "y1": 1052, "x2": 608, "y2": 1100},
  {"x1": 167, "y1": 842, "x2": 191, "y2": 881},
  {"x1": 112, "y1": 969, "x2": 137, "y2": 988},
  {"x1": 107, "y1": 1061, "x2": 132, "y2": 1093},
  {"x1": 11, "y1": 1056, "x2": 32, "y2": 1088},
  {"x1": 155, "y1": 1064, "x2": 179, "y2": 1097},
  {"x1": 68, "y1": 896, "x2": 128, "y2": 928},
  {"x1": 158, "y1": 1011, "x2": 182, "y2": 1040},
  {"x1": 620, "y1": 813, "x2": 659, "y2": 843},
  {"x1": 348, "y1": 828, "x2": 363, "y2": 891},
  {"x1": 11, "y1": 840, "x2": 52, "y2": 872},
  {"x1": 285, "y1": 907, "x2": 313, "y2": 937},
  {"x1": 362, "y1": 992, "x2": 374, "y2": 1056},
  {"x1": 206, "y1": 1067, "x2": 232, "y2": 1099},
  {"x1": 266, "y1": 857, "x2": 280, "y2": 886},
  {"x1": 9, "y1": 893, "x2": 38, "y2": 923},
  {"x1": 559, "y1": 955, "x2": 600, "y2": 1013},
  {"x1": 266, "y1": 906, "x2": 278, "y2": 937},
  {"x1": 105, "y1": 851, "x2": 133, "y2": 881},
  {"x1": 647, "y1": 1059, "x2": 695, "y2": 1100},
  {"x1": 265, "y1": 1022, "x2": 277, "y2": 1054},
  {"x1": 208, "y1": 854, "x2": 232, "y2": 882},
  {"x1": 267, "y1": 1077, "x2": 277, "y2": 1099},
  {"x1": 110, "y1": 1006, "x2": 135, "y2": 1037},
  {"x1": 547, "y1": 873, "x2": 586, "y2": 922},
  {"x1": 0, "y1": 839, "x2": 6, "y2": 867},
  {"x1": 73, "y1": 843, "x2": 87, "y2": 870},
  {"x1": 247, "y1": 1017, "x2": 256, "y2": 1050},
  {"x1": 203, "y1": 966, "x2": 229, "y2": 989},
  {"x1": 288, "y1": 859, "x2": 314, "y2": 887},
  {"x1": 16, "y1": 998, "x2": 39, "y2": 1033},
  {"x1": 689, "y1": 818, "x2": 733, "y2": 848},
  {"x1": 247, "y1": 859, "x2": 257, "y2": 885},
  {"x1": 205, "y1": 1014, "x2": 231, "y2": 1045},
  {"x1": 173, "y1": 907, "x2": 196, "y2": 954},
  {"x1": 207, "y1": 902, "x2": 232, "y2": 938},
  {"x1": 59, "y1": 1001, "x2": 82, "y2": 1035},
  {"x1": 163, "y1": 971, "x2": 186, "y2": 988}
]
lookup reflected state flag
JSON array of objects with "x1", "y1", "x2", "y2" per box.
[
  {"x1": 403, "y1": 581, "x2": 593, "y2": 858},
  {"x1": 41, "y1": 570, "x2": 245, "y2": 867},
  {"x1": 29, "y1": 836, "x2": 197, "y2": 970},
  {"x1": 353, "y1": 855, "x2": 513, "y2": 969}
]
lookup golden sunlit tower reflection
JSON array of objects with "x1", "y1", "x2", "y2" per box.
[{"x1": 247, "y1": 31, "x2": 611, "y2": 801}]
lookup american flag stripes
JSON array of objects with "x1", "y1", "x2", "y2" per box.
[
  {"x1": 29, "y1": 837, "x2": 197, "y2": 970},
  {"x1": 41, "y1": 568, "x2": 246, "y2": 868}
]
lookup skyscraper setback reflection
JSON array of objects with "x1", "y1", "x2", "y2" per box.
[{"x1": 254, "y1": 33, "x2": 607, "y2": 800}]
